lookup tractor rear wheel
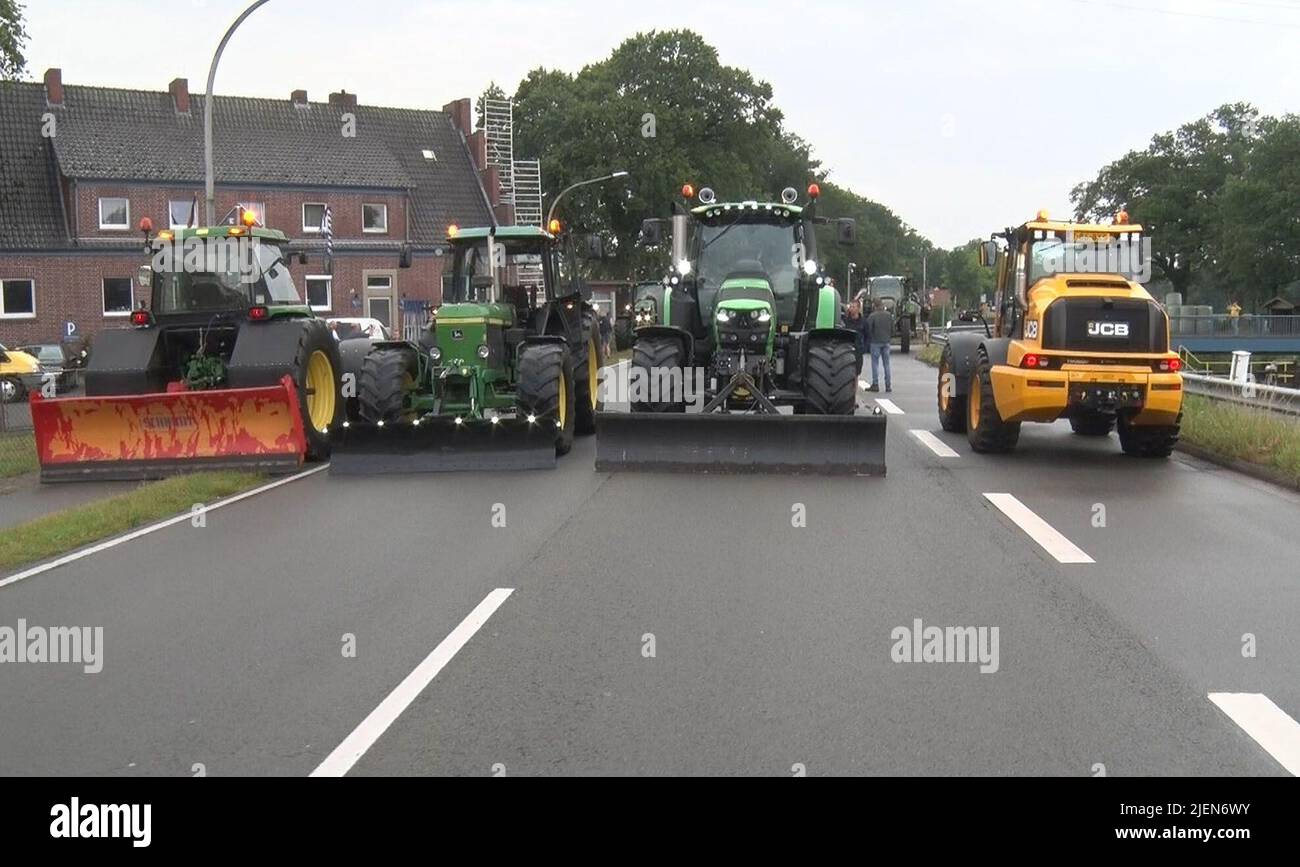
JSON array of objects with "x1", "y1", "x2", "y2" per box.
[
  {"x1": 803, "y1": 339, "x2": 858, "y2": 415},
  {"x1": 517, "y1": 343, "x2": 575, "y2": 456},
  {"x1": 291, "y1": 320, "x2": 343, "y2": 460},
  {"x1": 1118, "y1": 415, "x2": 1180, "y2": 458},
  {"x1": 573, "y1": 312, "x2": 604, "y2": 435},
  {"x1": 1070, "y1": 414, "x2": 1115, "y2": 436},
  {"x1": 357, "y1": 348, "x2": 418, "y2": 425},
  {"x1": 631, "y1": 334, "x2": 686, "y2": 413},
  {"x1": 937, "y1": 344, "x2": 967, "y2": 433},
  {"x1": 966, "y1": 353, "x2": 1020, "y2": 453}
]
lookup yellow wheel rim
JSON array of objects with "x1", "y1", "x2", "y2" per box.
[
  {"x1": 558, "y1": 370, "x2": 568, "y2": 430},
  {"x1": 968, "y1": 372, "x2": 981, "y2": 430},
  {"x1": 939, "y1": 363, "x2": 950, "y2": 412},
  {"x1": 305, "y1": 350, "x2": 336, "y2": 432},
  {"x1": 587, "y1": 338, "x2": 598, "y2": 410}
]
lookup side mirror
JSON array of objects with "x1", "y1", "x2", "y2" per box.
[
  {"x1": 836, "y1": 218, "x2": 856, "y2": 245},
  {"x1": 639, "y1": 219, "x2": 665, "y2": 247},
  {"x1": 581, "y1": 234, "x2": 605, "y2": 260},
  {"x1": 979, "y1": 240, "x2": 999, "y2": 268},
  {"x1": 137, "y1": 265, "x2": 153, "y2": 289}
]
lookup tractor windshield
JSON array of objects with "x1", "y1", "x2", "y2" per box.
[
  {"x1": 696, "y1": 220, "x2": 801, "y2": 297},
  {"x1": 449, "y1": 239, "x2": 549, "y2": 304},
  {"x1": 153, "y1": 241, "x2": 299, "y2": 314},
  {"x1": 1028, "y1": 232, "x2": 1148, "y2": 284}
]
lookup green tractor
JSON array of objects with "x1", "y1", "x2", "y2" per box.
[
  {"x1": 595, "y1": 184, "x2": 888, "y2": 475},
  {"x1": 329, "y1": 225, "x2": 604, "y2": 473}
]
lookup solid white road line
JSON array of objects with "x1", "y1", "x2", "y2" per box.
[
  {"x1": 0, "y1": 465, "x2": 329, "y2": 590},
  {"x1": 1209, "y1": 693, "x2": 1300, "y2": 776},
  {"x1": 909, "y1": 429, "x2": 960, "y2": 458},
  {"x1": 311, "y1": 588, "x2": 515, "y2": 778},
  {"x1": 876, "y1": 398, "x2": 905, "y2": 415},
  {"x1": 983, "y1": 493, "x2": 1095, "y2": 564}
]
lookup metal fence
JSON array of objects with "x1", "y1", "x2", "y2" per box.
[{"x1": 1171, "y1": 315, "x2": 1300, "y2": 338}]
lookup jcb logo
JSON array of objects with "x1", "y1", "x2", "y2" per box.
[{"x1": 1087, "y1": 321, "x2": 1129, "y2": 338}]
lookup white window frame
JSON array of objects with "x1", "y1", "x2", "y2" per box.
[
  {"x1": 305, "y1": 275, "x2": 333, "y2": 312},
  {"x1": 102, "y1": 276, "x2": 134, "y2": 318},
  {"x1": 362, "y1": 203, "x2": 389, "y2": 234},
  {"x1": 302, "y1": 203, "x2": 327, "y2": 234},
  {"x1": 98, "y1": 197, "x2": 130, "y2": 231},
  {"x1": 169, "y1": 199, "x2": 197, "y2": 230},
  {"x1": 0, "y1": 278, "x2": 36, "y2": 319}
]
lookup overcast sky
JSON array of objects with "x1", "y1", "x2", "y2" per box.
[{"x1": 23, "y1": 0, "x2": 1300, "y2": 247}]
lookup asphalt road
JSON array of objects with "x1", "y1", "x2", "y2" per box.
[{"x1": 0, "y1": 352, "x2": 1296, "y2": 776}]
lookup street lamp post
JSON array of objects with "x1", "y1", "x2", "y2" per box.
[
  {"x1": 204, "y1": 0, "x2": 272, "y2": 226},
  {"x1": 545, "y1": 171, "x2": 629, "y2": 227}
]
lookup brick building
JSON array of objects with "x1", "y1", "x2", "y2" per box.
[{"x1": 0, "y1": 69, "x2": 511, "y2": 347}]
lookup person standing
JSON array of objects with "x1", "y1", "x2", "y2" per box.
[
  {"x1": 866, "y1": 299, "x2": 894, "y2": 392},
  {"x1": 599, "y1": 313, "x2": 613, "y2": 357},
  {"x1": 844, "y1": 300, "x2": 869, "y2": 375}
]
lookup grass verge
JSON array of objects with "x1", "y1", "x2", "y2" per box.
[
  {"x1": 0, "y1": 431, "x2": 38, "y2": 479},
  {"x1": 917, "y1": 343, "x2": 943, "y2": 368},
  {"x1": 0, "y1": 471, "x2": 265, "y2": 573},
  {"x1": 1180, "y1": 395, "x2": 1300, "y2": 487}
]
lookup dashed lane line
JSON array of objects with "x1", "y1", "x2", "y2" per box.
[
  {"x1": 909, "y1": 429, "x2": 960, "y2": 458},
  {"x1": 0, "y1": 465, "x2": 329, "y2": 591},
  {"x1": 983, "y1": 493, "x2": 1095, "y2": 564},
  {"x1": 1209, "y1": 693, "x2": 1300, "y2": 776},
  {"x1": 311, "y1": 588, "x2": 516, "y2": 778}
]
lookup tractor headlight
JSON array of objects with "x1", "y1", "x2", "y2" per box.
[
  {"x1": 757, "y1": 310, "x2": 772, "y2": 324},
  {"x1": 803, "y1": 260, "x2": 819, "y2": 276},
  {"x1": 477, "y1": 344, "x2": 491, "y2": 360},
  {"x1": 716, "y1": 309, "x2": 734, "y2": 323},
  {"x1": 429, "y1": 346, "x2": 442, "y2": 362}
]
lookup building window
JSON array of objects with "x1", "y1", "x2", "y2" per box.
[
  {"x1": 236, "y1": 202, "x2": 266, "y2": 226},
  {"x1": 99, "y1": 197, "x2": 130, "y2": 230},
  {"x1": 363, "y1": 203, "x2": 388, "y2": 233},
  {"x1": 169, "y1": 199, "x2": 197, "y2": 229},
  {"x1": 305, "y1": 276, "x2": 332, "y2": 311},
  {"x1": 302, "y1": 203, "x2": 327, "y2": 234},
  {"x1": 1, "y1": 279, "x2": 36, "y2": 318},
  {"x1": 103, "y1": 277, "x2": 134, "y2": 316}
]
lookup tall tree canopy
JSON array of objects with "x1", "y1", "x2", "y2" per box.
[{"x1": 0, "y1": 0, "x2": 28, "y2": 80}]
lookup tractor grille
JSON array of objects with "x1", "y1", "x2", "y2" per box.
[{"x1": 1041, "y1": 298, "x2": 1167, "y2": 354}]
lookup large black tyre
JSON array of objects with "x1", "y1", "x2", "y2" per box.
[
  {"x1": 573, "y1": 311, "x2": 604, "y2": 436},
  {"x1": 803, "y1": 339, "x2": 858, "y2": 415},
  {"x1": 630, "y1": 334, "x2": 686, "y2": 413},
  {"x1": 1070, "y1": 414, "x2": 1115, "y2": 437},
  {"x1": 966, "y1": 352, "x2": 1020, "y2": 453},
  {"x1": 290, "y1": 320, "x2": 344, "y2": 461},
  {"x1": 517, "y1": 343, "x2": 576, "y2": 456},
  {"x1": 937, "y1": 343, "x2": 967, "y2": 433},
  {"x1": 357, "y1": 348, "x2": 418, "y2": 425},
  {"x1": 1118, "y1": 414, "x2": 1180, "y2": 458}
]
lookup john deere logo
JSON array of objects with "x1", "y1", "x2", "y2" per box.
[
  {"x1": 452, "y1": 329, "x2": 464, "y2": 341},
  {"x1": 1087, "y1": 321, "x2": 1129, "y2": 338}
]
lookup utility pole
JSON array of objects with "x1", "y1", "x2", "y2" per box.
[{"x1": 205, "y1": 0, "x2": 272, "y2": 226}]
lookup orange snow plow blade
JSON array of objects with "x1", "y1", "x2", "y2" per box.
[{"x1": 31, "y1": 375, "x2": 308, "y2": 483}]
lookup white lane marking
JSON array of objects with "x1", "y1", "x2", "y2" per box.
[
  {"x1": 876, "y1": 398, "x2": 905, "y2": 415},
  {"x1": 0, "y1": 465, "x2": 328, "y2": 590},
  {"x1": 910, "y1": 429, "x2": 960, "y2": 458},
  {"x1": 1209, "y1": 693, "x2": 1300, "y2": 776},
  {"x1": 983, "y1": 493, "x2": 1095, "y2": 564},
  {"x1": 312, "y1": 588, "x2": 515, "y2": 778},
  {"x1": 858, "y1": 379, "x2": 870, "y2": 391}
]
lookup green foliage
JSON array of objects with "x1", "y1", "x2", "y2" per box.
[
  {"x1": 508, "y1": 29, "x2": 936, "y2": 284},
  {"x1": 1072, "y1": 104, "x2": 1300, "y2": 310},
  {"x1": 0, "y1": 0, "x2": 27, "y2": 80},
  {"x1": 185, "y1": 353, "x2": 227, "y2": 391}
]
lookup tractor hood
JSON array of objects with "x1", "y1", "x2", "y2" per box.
[{"x1": 433, "y1": 302, "x2": 514, "y2": 368}]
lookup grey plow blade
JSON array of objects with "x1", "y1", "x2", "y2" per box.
[
  {"x1": 594, "y1": 411, "x2": 887, "y2": 476},
  {"x1": 329, "y1": 418, "x2": 558, "y2": 475}
]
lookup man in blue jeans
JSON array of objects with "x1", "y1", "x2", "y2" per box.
[{"x1": 865, "y1": 299, "x2": 894, "y2": 392}]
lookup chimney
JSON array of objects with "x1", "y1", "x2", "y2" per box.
[
  {"x1": 44, "y1": 68, "x2": 64, "y2": 107},
  {"x1": 169, "y1": 78, "x2": 190, "y2": 114},
  {"x1": 291, "y1": 89, "x2": 308, "y2": 106},
  {"x1": 328, "y1": 90, "x2": 357, "y2": 110},
  {"x1": 467, "y1": 129, "x2": 487, "y2": 173},
  {"x1": 443, "y1": 98, "x2": 471, "y2": 137}
]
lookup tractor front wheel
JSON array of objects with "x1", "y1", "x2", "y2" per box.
[
  {"x1": 517, "y1": 343, "x2": 575, "y2": 456},
  {"x1": 357, "y1": 348, "x2": 418, "y2": 425},
  {"x1": 966, "y1": 353, "x2": 1020, "y2": 453},
  {"x1": 1118, "y1": 415, "x2": 1180, "y2": 458},
  {"x1": 937, "y1": 344, "x2": 967, "y2": 433},
  {"x1": 803, "y1": 339, "x2": 858, "y2": 415},
  {"x1": 631, "y1": 334, "x2": 687, "y2": 413},
  {"x1": 573, "y1": 312, "x2": 604, "y2": 436}
]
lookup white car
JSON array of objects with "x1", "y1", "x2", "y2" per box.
[{"x1": 327, "y1": 318, "x2": 392, "y2": 342}]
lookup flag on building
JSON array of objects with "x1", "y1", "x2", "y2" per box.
[{"x1": 321, "y1": 205, "x2": 334, "y2": 274}]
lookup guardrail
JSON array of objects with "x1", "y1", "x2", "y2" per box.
[
  {"x1": 1171, "y1": 315, "x2": 1300, "y2": 338},
  {"x1": 1182, "y1": 371, "x2": 1300, "y2": 417}
]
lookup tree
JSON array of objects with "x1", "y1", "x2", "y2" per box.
[{"x1": 0, "y1": 0, "x2": 28, "y2": 80}]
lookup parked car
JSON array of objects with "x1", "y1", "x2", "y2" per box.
[
  {"x1": 0, "y1": 341, "x2": 42, "y2": 403},
  {"x1": 17, "y1": 343, "x2": 85, "y2": 394},
  {"x1": 327, "y1": 318, "x2": 395, "y2": 420}
]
